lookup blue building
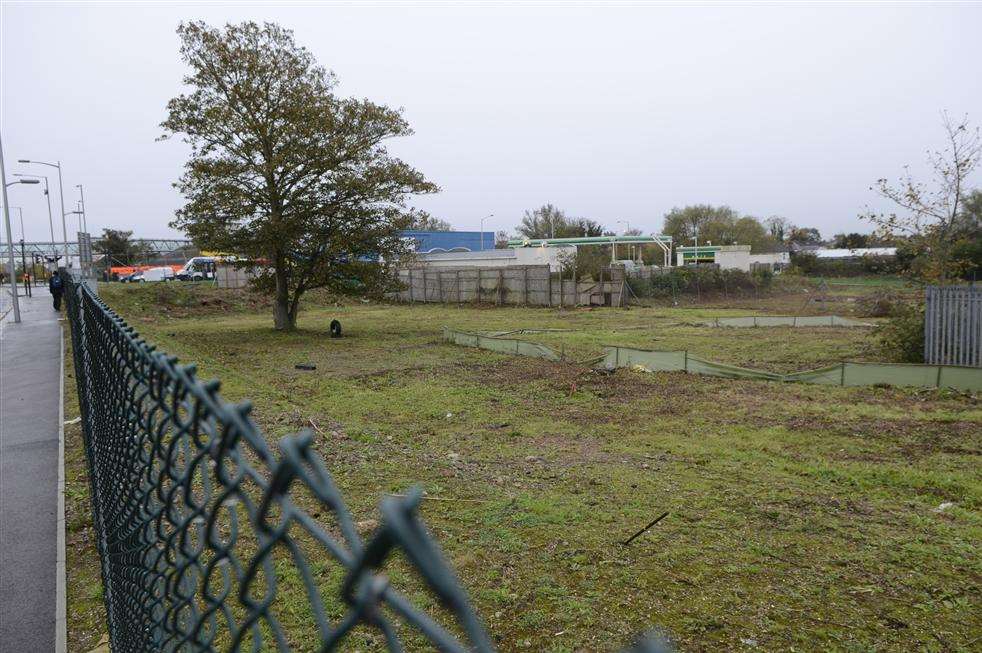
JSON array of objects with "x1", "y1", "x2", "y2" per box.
[{"x1": 400, "y1": 230, "x2": 496, "y2": 253}]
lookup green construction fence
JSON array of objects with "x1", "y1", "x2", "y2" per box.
[
  {"x1": 698, "y1": 315, "x2": 873, "y2": 328},
  {"x1": 443, "y1": 327, "x2": 563, "y2": 361},
  {"x1": 600, "y1": 346, "x2": 981, "y2": 391},
  {"x1": 442, "y1": 328, "x2": 982, "y2": 391}
]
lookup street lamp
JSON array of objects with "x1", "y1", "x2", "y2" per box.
[
  {"x1": 617, "y1": 220, "x2": 632, "y2": 261},
  {"x1": 479, "y1": 213, "x2": 493, "y2": 251},
  {"x1": 1, "y1": 170, "x2": 40, "y2": 324},
  {"x1": 18, "y1": 159, "x2": 69, "y2": 267},
  {"x1": 67, "y1": 206, "x2": 84, "y2": 233},
  {"x1": 11, "y1": 207, "x2": 32, "y2": 298},
  {"x1": 13, "y1": 173, "x2": 57, "y2": 252},
  {"x1": 75, "y1": 184, "x2": 87, "y2": 233}
]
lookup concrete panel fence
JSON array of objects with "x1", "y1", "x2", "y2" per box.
[
  {"x1": 394, "y1": 265, "x2": 626, "y2": 307},
  {"x1": 925, "y1": 285, "x2": 981, "y2": 368}
]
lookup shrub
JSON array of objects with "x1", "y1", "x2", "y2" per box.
[
  {"x1": 855, "y1": 290, "x2": 903, "y2": 318},
  {"x1": 874, "y1": 302, "x2": 924, "y2": 363},
  {"x1": 788, "y1": 252, "x2": 902, "y2": 277},
  {"x1": 627, "y1": 266, "x2": 773, "y2": 299}
]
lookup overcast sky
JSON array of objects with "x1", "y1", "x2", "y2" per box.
[{"x1": 2, "y1": 2, "x2": 980, "y2": 243}]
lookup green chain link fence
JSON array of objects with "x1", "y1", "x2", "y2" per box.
[{"x1": 65, "y1": 277, "x2": 669, "y2": 652}]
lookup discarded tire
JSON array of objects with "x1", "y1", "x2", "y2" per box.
[{"x1": 330, "y1": 319, "x2": 342, "y2": 338}]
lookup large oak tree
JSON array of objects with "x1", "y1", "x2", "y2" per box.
[{"x1": 162, "y1": 21, "x2": 437, "y2": 329}]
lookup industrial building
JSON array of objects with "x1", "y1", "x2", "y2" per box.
[
  {"x1": 675, "y1": 245, "x2": 789, "y2": 272},
  {"x1": 400, "y1": 230, "x2": 495, "y2": 253}
]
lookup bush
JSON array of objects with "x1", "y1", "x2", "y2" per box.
[
  {"x1": 627, "y1": 266, "x2": 773, "y2": 299},
  {"x1": 874, "y1": 302, "x2": 924, "y2": 363},
  {"x1": 855, "y1": 290, "x2": 903, "y2": 318}
]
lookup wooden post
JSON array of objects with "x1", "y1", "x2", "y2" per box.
[
  {"x1": 547, "y1": 269, "x2": 552, "y2": 307},
  {"x1": 409, "y1": 269, "x2": 414, "y2": 303},
  {"x1": 497, "y1": 269, "x2": 504, "y2": 305},
  {"x1": 437, "y1": 270, "x2": 444, "y2": 304},
  {"x1": 476, "y1": 268, "x2": 481, "y2": 304},
  {"x1": 456, "y1": 270, "x2": 461, "y2": 303}
]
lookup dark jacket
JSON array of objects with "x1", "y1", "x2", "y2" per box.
[{"x1": 49, "y1": 274, "x2": 64, "y2": 294}]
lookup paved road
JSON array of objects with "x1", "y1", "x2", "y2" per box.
[{"x1": 1, "y1": 287, "x2": 63, "y2": 652}]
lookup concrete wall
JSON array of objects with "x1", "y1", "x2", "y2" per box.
[
  {"x1": 714, "y1": 246, "x2": 752, "y2": 272},
  {"x1": 216, "y1": 264, "x2": 258, "y2": 289},
  {"x1": 394, "y1": 264, "x2": 626, "y2": 307}
]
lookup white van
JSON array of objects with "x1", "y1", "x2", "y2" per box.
[{"x1": 139, "y1": 267, "x2": 175, "y2": 283}]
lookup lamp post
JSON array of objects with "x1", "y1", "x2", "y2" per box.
[
  {"x1": 76, "y1": 184, "x2": 87, "y2": 233},
  {"x1": 12, "y1": 173, "x2": 55, "y2": 249},
  {"x1": 617, "y1": 220, "x2": 632, "y2": 261},
  {"x1": 479, "y1": 213, "x2": 493, "y2": 251},
  {"x1": 18, "y1": 158, "x2": 68, "y2": 268},
  {"x1": 2, "y1": 135, "x2": 41, "y2": 323},
  {"x1": 13, "y1": 208, "x2": 32, "y2": 298},
  {"x1": 67, "y1": 208, "x2": 84, "y2": 238}
]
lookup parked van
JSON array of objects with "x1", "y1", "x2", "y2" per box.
[
  {"x1": 140, "y1": 266, "x2": 175, "y2": 282},
  {"x1": 176, "y1": 256, "x2": 217, "y2": 281}
]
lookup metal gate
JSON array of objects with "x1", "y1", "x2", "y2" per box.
[{"x1": 925, "y1": 285, "x2": 982, "y2": 367}]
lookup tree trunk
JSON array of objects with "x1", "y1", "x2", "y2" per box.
[{"x1": 273, "y1": 265, "x2": 295, "y2": 330}]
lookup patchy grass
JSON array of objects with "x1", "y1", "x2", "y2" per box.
[
  {"x1": 66, "y1": 283, "x2": 981, "y2": 652},
  {"x1": 63, "y1": 329, "x2": 109, "y2": 652}
]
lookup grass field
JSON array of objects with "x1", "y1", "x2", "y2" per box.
[{"x1": 65, "y1": 282, "x2": 980, "y2": 652}]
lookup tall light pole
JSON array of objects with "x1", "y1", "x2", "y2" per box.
[
  {"x1": 617, "y1": 220, "x2": 632, "y2": 261},
  {"x1": 18, "y1": 159, "x2": 68, "y2": 267},
  {"x1": 76, "y1": 184, "x2": 87, "y2": 233},
  {"x1": 479, "y1": 213, "x2": 493, "y2": 251},
  {"x1": 67, "y1": 207, "x2": 84, "y2": 233},
  {"x1": 13, "y1": 207, "x2": 24, "y2": 240},
  {"x1": 3, "y1": 136, "x2": 41, "y2": 323},
  {"x1": 13, "y1": 173, "x2": 56, "y2": 251}
]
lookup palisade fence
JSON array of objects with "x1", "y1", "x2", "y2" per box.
[
  {"x1": 925, "y1": 285, "x2": 982, "y2": 367},
  {"x1": 64, "y1": 277, "x2": 668, "y2": 653}
]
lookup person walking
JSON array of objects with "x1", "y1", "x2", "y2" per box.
[{"x1": 48, "y1": 269, "x2": 64, "y2": 311}]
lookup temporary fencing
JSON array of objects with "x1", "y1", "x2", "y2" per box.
[
  {"x1": 443, "y1": 327, "x2": 564, "y2": 361},
  {"x1": 442, "y1": 328, "x2": 982, "y2": 391},
  {"x1": 600, "y1": 346, "x2": 982, "y2": 391},
  {"x1": 697, "y1": 315, "x2": 872, "y2": 328}
]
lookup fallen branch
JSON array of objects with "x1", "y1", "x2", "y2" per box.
[
  {"x1": 386, "y1": 493, "x2": 490, "y2": 504},
  {"x1": 621, "y1": 511, "x2": 669, "y2": 545}
]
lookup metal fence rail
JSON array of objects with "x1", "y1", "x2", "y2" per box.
[
  {"x1": 925, "y1": 285, "x2": 982, "y2": 367},
  {"x1": 65, "y1": 277, "x2": 667, "y2": 652}
]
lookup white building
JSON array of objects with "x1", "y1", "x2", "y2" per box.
[
  {"x1": 811, "y1": 247, "x2": 897, "y2": 259},
  {"x1": 413, "y1": 245, "x2": 574, "y2": 273},
  {"x1": 675, "y1": 245, "x2": 789, "y2": 272}
]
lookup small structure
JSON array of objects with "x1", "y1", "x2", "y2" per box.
[{"x1": 675, "y1": 245, "x2": 789, "y2": 272}]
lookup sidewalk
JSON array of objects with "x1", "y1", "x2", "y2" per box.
[{"x1": 0, "y1": 287, "x2": 64, "y2": 652}]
